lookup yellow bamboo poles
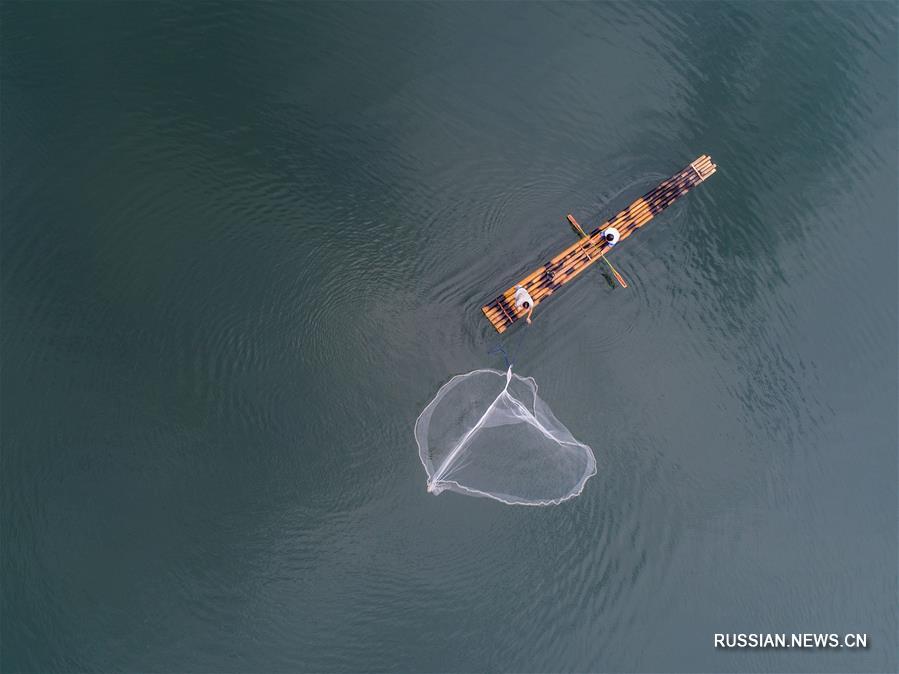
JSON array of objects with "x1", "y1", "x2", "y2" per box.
[
  {"x1": 568, "y1": 214, "x2": 628, "y2": 288},
  {"x1": 481, "y1": 155, "x2": 716, "y2": 333}
]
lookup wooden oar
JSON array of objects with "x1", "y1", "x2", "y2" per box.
[
  {"x1": 600, "y1": 254, "x2": 628, "y2": 288},
  {"x1": 567, "y1": 214, "x2": 629, "y2": 288},
  {"x1": 568, "y1": 213, "x2": 589, "y2": 239}
]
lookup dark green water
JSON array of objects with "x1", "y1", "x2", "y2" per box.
[{"x1": 2, "y1": 3, "x2": 896, "y2": 672}]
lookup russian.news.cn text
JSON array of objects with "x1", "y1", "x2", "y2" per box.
[{"x1": 714, "y1": 633, "x2": 869, "y2": 649}]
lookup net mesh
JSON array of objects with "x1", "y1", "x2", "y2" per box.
[{"x1": 415, "y1": 367, "x2": 596, "y2": 506}]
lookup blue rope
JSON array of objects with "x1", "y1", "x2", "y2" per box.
[
  {"x1": 488, "y1": 343, "x2": 512, "y2": 369},
  {"x1": 488, "y1": 324, "x2": 529, "y2": 369}
]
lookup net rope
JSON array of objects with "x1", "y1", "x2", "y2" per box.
[{"x1": 415, "y1": 366, "x2": 596, "y2": 506}]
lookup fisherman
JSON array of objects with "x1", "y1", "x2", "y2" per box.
[
  {"x1": 514, "y1": 284, "x2": 534, "y2": 324},
  {"x1": 602, "y1": 226, "x2": 621, "y2": 247}
]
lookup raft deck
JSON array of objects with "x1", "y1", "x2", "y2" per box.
[{"x1": 481, "y1": 155, "x2": 717, "y2": 333}]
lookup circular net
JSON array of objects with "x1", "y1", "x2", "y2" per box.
[{"x1": 415, "y1": 368, "x2": 596, "y2": 506}]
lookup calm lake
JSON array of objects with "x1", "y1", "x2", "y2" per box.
[{"x1": 2, "y1": 3, "x2": 896, "y2": 672}]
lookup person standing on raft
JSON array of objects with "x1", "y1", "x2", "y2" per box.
[
  {"x1": 602, "y1": 226, "x2": 621, "y2": 247},
  {"x1": 514, "y1": 285, "x2": 535, "y2": 324}
]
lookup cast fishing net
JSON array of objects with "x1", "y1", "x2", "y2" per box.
[{"x1": 415, "y1": 367, "x2": 596, "y2": 506}]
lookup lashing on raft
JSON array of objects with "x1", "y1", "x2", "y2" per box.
[{"x1": 481, "y1": 155, "x2": 717, "y2": 333}]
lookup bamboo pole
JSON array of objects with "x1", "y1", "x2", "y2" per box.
[{"x1": 482, "y1": 156, "x2": 715, "y2": 329}]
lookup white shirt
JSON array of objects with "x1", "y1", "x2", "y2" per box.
[
  {"x1": 514, "y1": 286, "x2": 534, "y2": 309},
  {"x1": 602, "y1": 226, "x2": 620, "y2": 246}
]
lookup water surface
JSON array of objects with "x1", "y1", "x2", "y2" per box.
[{"x1": 1, "y1": 3, "x2": 896, "y2": 672}]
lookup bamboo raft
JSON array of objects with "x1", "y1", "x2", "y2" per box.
[{"x1": 481, "y1": 155, "x2": 717, "y2": 333}]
